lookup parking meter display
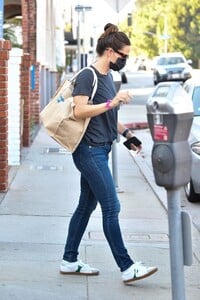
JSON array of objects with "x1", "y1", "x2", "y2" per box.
[{"x1": 154, "y1": 125, "x2": 169, "y2": 141}]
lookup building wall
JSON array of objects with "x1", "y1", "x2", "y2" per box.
[
  {"x1": 0, "y1": 1, "x2": 66, "y2": 192},
  {"x1": 0, "y1": 39, "x2": 12, "y2": 192},
  {"x1": 36, "y1": 0, "x2": 65, "y2": 71},
  {"x1": 21, "y1": 0, "x2": 38, "y2": 146},
  {"x1": 21, "y1": 0, "x2": 36, "y2": 61},
  {"x1": 20, "y1": 53, "x2": 31, "y2": 147},
  {"x1": 8, "y1": 48, "x2": 22, "y2": 166},
  {"x1": 35, "y1": 0, "x2": 66, "y2": 116}
]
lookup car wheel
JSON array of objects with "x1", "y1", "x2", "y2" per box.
[
  {"x1": 153, "y1": 73, "x2": 158, "y2": 85},
  {"x1": 121, "y1": 72, "x2": 127, "y2": 84},
  {"x1": 184, "y1": 179, "x2": 200, "y2": 203}
]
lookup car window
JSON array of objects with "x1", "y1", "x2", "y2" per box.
[
  {"x1": 192, "y1": 86, "x2": 200, "y2": 116},
  {"x1": 174, "y1": 57, "x2": 184, "y2": 64},
  {"x1": 158, "y1": 56, "x2": 185, "y2": 65},
  {"x1": 157, "y1": 57, "x2": 166, "y2": 65}
]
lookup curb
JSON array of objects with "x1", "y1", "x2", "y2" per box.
[{"x1": 124, "y1": 121, "x2": 149, "y2": 130}]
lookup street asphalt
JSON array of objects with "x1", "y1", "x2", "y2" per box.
[{"x1": 0, "y1": 100, "x2": 199, "y2": 299}]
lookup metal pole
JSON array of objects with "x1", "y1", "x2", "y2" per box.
[
  {"x1": 167, "y1": 188, "x2": 185, "y2": 300},
  {"x1": 111, "y1": 81, "x2": 122, "y2": 193},
  {"x1": 116, "y1": 0, "x2": 119, "y2": 24},
  {"x1": 116, "y1": 0, "x2": 119, "y2": 13},
  {"x1": 112, "y1": 136, "x2": 123, "y2": 193},
  {"x1": 77, "y1": 10, "x2": 81, "y2": 71},
  {"x1": 82, "y1": 8, "x2": 86, "y2": 67},
  {"x1": 164, "y1": 15, "x2": 168, "y2": 53},
  {"x1": 112, "y1": 140, "x2": 118, "y2": 187},
  {"x1": 75, "y1": 5, "x2": 92, "y2": 70}
]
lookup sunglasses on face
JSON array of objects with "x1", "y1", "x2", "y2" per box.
[
  {"x1": 106, "y1": 48, "x2": 129, "y2": 59},
  {"x1": 114, "y1": 50, "x2": 129, "y2": 59}
]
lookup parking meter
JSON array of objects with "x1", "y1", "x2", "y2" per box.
[
  {"x1": 146, "y1": 82, "x2": 193, "y2": 189},
  {"x1": 146, "y1": 82, "x2": 194, "y2": 300}
]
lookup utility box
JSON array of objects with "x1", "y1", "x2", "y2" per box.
[{"x1": 146, "y1": 82, "x2": 193, "y2": 189}]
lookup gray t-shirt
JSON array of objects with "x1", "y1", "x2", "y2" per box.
[{"x1": 72, "y1": 67, "x2": 118, "y2": 145}]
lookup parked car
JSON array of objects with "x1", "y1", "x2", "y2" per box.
[
  {"x1": 120, "y1": 71, "x2": 128, "y2": 83},
  {"x1": 183, "y1": 78, "x2": 200, "y2": 202},
  {"x1": 153, "y1": 52, "x2": 192, "y2": 85},
  {"x1": 111, "y1": 69, "x2": 128, "y2": 86},
  {"x1": 110, "y1": 70, "x2": 122, "y2": 92},
  {"x1": 137, "y1": 58, "x2": 147, "y2": 71}
]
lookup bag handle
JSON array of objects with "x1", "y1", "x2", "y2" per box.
[
  {"x1": 86, "y1": 67, "x2": 98, "y2": 102},
  {"x1": 70, "y1": 66, "x2": 98, "y2": 104}
]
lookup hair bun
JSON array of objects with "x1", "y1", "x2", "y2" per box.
[{"x1": 104, "y1": 23, "x2": 118, "y2": 33}]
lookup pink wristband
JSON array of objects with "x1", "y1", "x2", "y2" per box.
[{"x1": 105, "y1": 99, "x2": 112, "y2": 110}]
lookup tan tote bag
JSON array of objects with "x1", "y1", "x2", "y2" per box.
[{"x1": 40, "y1": 67, "x2": 98, "y2": 153}]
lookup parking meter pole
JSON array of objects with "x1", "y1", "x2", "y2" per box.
[
  {"x1": 111, "y1": 75, "x2": 122, "y2": 193},
  {"x1": 112, "y1": 140, "x2": 118, "y2": 188},
  {"x1": 112, "y1": 140, "x2": 123, "y2": 193},
  {"x1": 146, "y1": 82, "x2": 194, "y2": 300},
  {"x1": 167, "y1": 188, "x2": 185, "y2": 300}
]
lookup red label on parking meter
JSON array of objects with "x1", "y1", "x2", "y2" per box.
[{"x1": 154, "y1": 125, "x2": 169, "y2": 141}]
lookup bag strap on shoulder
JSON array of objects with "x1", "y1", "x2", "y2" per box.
[{"x1": 70, "y1": 66, "x2": 98, "y2": 104}]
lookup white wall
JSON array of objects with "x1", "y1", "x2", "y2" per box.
[{"x1": 8, "y1": 48, "x2": 22, "y2": 166}]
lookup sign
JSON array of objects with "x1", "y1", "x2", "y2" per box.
[
  {"x1": 104, "y1": 0, "x2": 131, "y2": 13},
  {"x1": 0, "y1": 0, "x2": 3, "y2": 39},
  {"x1": 30, "y1": 65, "x2": 35, "y2": 90}
]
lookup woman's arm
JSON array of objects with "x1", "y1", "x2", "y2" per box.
[
  {"x1": 118, "y1": 122, "x2": 134, "y2": 139},
  {"x1": 73, "y1": 90, "x2": 132, "y2": 119},
  {"x1": 118, "y1": 122, "x2": 142, "y2": 152}
]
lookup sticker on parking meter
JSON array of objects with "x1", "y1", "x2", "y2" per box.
[{"x1": 154, "y1": 125, "x2": 168, "y2": 141}]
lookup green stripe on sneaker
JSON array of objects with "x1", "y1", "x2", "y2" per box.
[
  {"x1": 134, "y1": 269, "x2": 137, "y2": 278},
  {"x1": 76, "y1": 265, "x2": 82, "y2": 273}
]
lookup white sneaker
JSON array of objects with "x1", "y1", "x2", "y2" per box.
[
  {"x1": 60, "y1": 259, "x2": 99, "y2": 276},
  {"x1": 122, "y1": 262, "x2": 158, "y2": 284}
]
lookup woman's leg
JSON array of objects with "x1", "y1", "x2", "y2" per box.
[
  {"x1": 63, "y1": 174, "x2": 97, "y2": 262},
  {"x1": 62, "y1": 141, "x2": 158, "y2": 281},
  {"x1": 70, "y1": 141, "x2": 133, "y2": 271}
]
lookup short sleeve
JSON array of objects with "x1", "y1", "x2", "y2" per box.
[{"x1": 72, "y1": 69, "x2": 94, "y2": 98}]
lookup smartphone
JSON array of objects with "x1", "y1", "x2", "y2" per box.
[{"x1": 123, "y1": 136, "x2": 142, "y2": 150}]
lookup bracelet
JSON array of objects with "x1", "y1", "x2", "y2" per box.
[
  {"x1": 122, "y1": 128, "x2": 129, "y2": 138},
  {"x1": 105, "y1": 99, "x2": 112, "y2": 110}
]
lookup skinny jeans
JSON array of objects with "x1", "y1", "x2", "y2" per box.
[{"x1": 63, "y1": 140, "x2": 134, "y2": 272}]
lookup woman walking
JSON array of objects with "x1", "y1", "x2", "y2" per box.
[{"x1": 60, "y1": 23, "x2": 158, "y2": 284}]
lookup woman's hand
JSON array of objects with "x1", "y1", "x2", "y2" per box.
[
  {"x1": 118, "y1": 123, "x2": 142, "y2": 153},
  {"x1": 130, "y1": 142, "x2": 142, "y2": 153},
  {"x1": 111, "y1": 91, "x2": 133, "y2": 107},
  {"x1": 125, "y1": 135, "x2": 143, "y2": 153}
]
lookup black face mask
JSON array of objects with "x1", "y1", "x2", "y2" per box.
[{"x1": 110, "y1": 57, "x2": 127, "y2": 71}]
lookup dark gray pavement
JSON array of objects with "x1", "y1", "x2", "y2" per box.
[{"x1": 0, "y1": 103, "x2": 199, "y2": 300}]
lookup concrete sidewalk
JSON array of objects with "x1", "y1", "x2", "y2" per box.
[{"x1": 0, "y1": 104, "x2": 199, "y2": 299}]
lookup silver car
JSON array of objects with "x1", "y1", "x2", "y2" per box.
[
  {"x1": 183, "y1": 78, "x2": 200, "y2": 202},
  {"x1": 153, "y1": 52, "x2": 192, "y2": 85}
]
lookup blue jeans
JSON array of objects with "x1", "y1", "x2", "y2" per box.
[{"x1": 63, "y1": 140, "x2": 134, "y2": 272}]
